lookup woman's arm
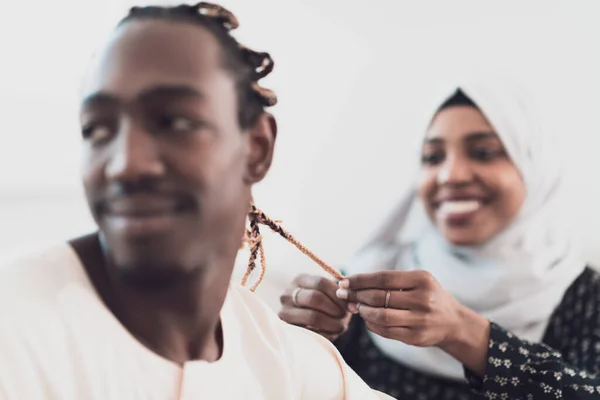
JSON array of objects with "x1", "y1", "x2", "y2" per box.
[
  {"x1": 437, "y1": 305, "x2": 491, "y2": 377},
  {"x1": 463, "y1": 322, "x2": 600, "y2": 399},
  {"x1": 439, "y1": 307, "x2": 600, "y2": 398},
  {"x1": 340, "y1": 270, "x2": 600, "y2": 399}
]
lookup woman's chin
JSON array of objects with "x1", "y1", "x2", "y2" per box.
[{"x1": 438, "y1": 226, "x2": 489, "y2": 247}]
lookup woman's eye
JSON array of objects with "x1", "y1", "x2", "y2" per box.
[
  {"x1": 82, "y1": 124, "x2": 112, "y2": 143},
  {"x1": 421, "y1": 152, "x2": 444, "y2": 165},
  {"x1": 471, "y1": 148, "x2": 504, "y2": 161}
]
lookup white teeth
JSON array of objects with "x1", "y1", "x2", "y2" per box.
[{"x1": 439, "y1": 200, "x2": 480, "y2": 215}]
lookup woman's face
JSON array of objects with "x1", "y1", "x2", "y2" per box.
[{"x1": 418, "y1": 106, "x2": 526, "y2": 246}]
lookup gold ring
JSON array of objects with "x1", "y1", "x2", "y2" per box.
[
  {"x1": 292, "y1": 287, "x2": 302, "y2": 307},
  {"x1": 384, "y1": 290, "x2": 392, "y2": 308}
]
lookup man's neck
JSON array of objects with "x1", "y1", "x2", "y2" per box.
[{"x1": 69, "y1": 233, "x2": 231, "y2": 365}]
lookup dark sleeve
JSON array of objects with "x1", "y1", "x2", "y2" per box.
[
  {"x1": 465, "y1": 322, "x2": 600, "y2": 399},
  {"x1": 333, "y1": 315, "x2": 361, "y2": 364}
]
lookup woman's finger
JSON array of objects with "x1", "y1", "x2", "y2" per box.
[
  {"x1": 278, "y1": 307, "x2": 347, "y2": 334},
  {"x1": 339, "y1": 270, "x2": 435, "y2": 291},
  {"x1": 364, "y1": 322, "x2": 411, "y2": 340},
  {"x1": 293, "y1": 274, "x2": 347, "y2": 312},
  {"x1": 337, "y1": 288, "x2": 432, "y2": 311},
  {"x1": 281, "y1": 287, "x2": 346, "y2": 318},
  {"x1": 356, "y1": 303, "x2": 422, "y2": 328},
  {"x1": 365, "y1": 322, "x2": 436, "y2": 347}
]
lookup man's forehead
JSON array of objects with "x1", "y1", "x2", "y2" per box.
[{"x1": 79, "y1": 20, "x2": 224, "y2": 102}]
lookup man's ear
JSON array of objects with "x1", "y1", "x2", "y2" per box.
[{"x1": 244, "y1": 112, "x2": 278, "y2": 184}]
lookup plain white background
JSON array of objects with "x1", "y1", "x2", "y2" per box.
[{"x1": 0, "y1": 0, "x2": 598, "y2": 309}]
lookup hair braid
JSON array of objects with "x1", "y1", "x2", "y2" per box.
[
  {"x1": 241, "y1": 202, "x2": 344, "y2": 291},
  {"x1": 241, "y1": 214, "x2": 261, "y2": 286},
  {"x1": 195, "y1": 1, "x2": 239, "y2": 30}
]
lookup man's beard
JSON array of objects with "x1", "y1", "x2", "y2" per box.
[
  {"x1": 114, "y1": 263, "x2": 192, "y2": 292},
  {"x1": 99, "y1": 232, "x2": 201, "y2": 293}
]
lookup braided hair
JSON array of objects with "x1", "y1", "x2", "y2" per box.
[
  {"x1": 241, "y1": 202, "x2": 343, "y2": 291},
  {"x1": 121, "y1": 3, "x2": 343, "y2": 291}
]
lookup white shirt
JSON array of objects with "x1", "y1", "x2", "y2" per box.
[{"x1": 0, "y1": 244, "x2": 393, "y2": 400}]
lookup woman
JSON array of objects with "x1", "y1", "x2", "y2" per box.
[{"x1": 278, "y1": 78, "x2": 600, "y2": 399}]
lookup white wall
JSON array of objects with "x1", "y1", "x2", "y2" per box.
[{"x1": 1, "y1": 0, "x2": 599, "y2": 310}]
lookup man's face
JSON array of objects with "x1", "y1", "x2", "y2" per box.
[{"x1": 79, "y1": 19, "x2": 276, "y2": 287}]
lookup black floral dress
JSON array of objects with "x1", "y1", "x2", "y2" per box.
[{"x1": 334, "y1": 267, "x2": 600, "y2": 399}]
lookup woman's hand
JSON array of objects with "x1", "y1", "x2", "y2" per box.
[
  {"x1": 336, "y1": 270, "x2": 490, "y2": 376},
  {"x1": 279, "y1": 274, "x2": 352, "y2": 342}
]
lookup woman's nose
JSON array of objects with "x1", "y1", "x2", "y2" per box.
[{"x1": 436, "y1": 156, "x2": 473, "y2": 186}]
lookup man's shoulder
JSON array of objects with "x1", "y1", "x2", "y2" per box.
[
  {"x1": 0, "y1": 243, "x2": 86, "y2": 308},
  {"x1": 226, "y1": 285, "x2": 392, "y2": 399},
  {"x1": 227, "y1": 284, "x2": 285, "y2": 331},
  {"x1": 0, "y1": 243, "x2": 95, "y2": 391},
  {"x1": 227, "y1": 284, "x2": 338, "y2": 351}
]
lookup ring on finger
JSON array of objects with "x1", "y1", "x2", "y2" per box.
[
  {"x1": 384, "y1": 290, "x2": 392, "y2": 308},
  {"x1": 292, "y1": 287, "x2": 302, "y2": 307}
]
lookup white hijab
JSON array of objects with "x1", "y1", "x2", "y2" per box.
[{"x1": 343, "y1": 77, "x2": 585, "y2": 381}]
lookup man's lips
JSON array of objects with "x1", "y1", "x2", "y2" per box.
[
  {"x1": 101, "y1": 194, "x2": 181, "y2": 216},
  {"x1": 100, "y1": 195, "x2": 185, "y2": 237}
]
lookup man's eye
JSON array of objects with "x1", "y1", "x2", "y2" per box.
[
  {"x1": 172, "y1": 117, "x2": 196, "y2": 131},
  {"x1": 157, "y1": 116, "x2": 200, "y2": 132},
  {"x1": 82, "y1": 124, "x2": 112, "y2": 143}
]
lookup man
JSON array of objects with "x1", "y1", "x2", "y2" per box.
[{"x1": 0, "y1": 3, "x2": 393, "y2": 399}]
